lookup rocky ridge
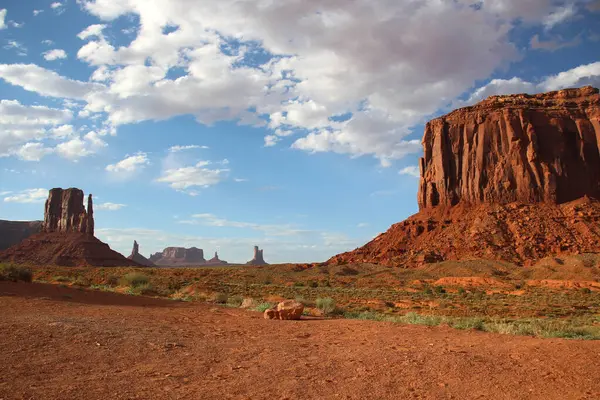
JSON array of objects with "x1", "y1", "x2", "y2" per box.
[
  {"x1": 330, "y1": 86, "x2": 600, "y2": 267},
  {"x1": 0, "y1": 220, "x2": 42, "y2": 251}
]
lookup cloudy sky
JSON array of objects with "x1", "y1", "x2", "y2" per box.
[{"x1": 0, "y1": 0, "x2": 599, "y2": 263}]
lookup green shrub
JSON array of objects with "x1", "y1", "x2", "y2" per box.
[
  {"x1": 309, "y1": 281, "x2": 318, "y2": 288},
  {"x1": 119, "y1": 272, "x2": 149, "y2": 288},
  {"x1": 0, "y1": 264, "x2": 33, "y2": 282},
  {"x1": 213, "y1": 293, "x2": 228, "y2": 304},
  {"x1": 227, "y1": 295, "x2": 244, "y2": 307},
  {"x1": 316, "y1": 297, "x2": 336, "y2": 315},
  {"x1": 254, "y1": 302, "x2": 274, "y2": 312}
]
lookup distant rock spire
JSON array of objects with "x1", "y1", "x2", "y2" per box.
[{"x1": 246, "y1": 245, "x2": 268, "y2": 265}]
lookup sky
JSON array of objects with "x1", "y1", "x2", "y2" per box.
[{"x1": 0, "y1": 0, "x2": 599, "y2": 264}]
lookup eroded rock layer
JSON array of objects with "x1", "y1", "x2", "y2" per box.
[
  {"x1": 418, "y1": 86, "x2": 600, "y2": 209},
  {"x1": 329, "y1": 198, "x2": 600, "y2": 266},
  {"x1": 330, "y1": 87, "x2": 600, "y2": 267}
]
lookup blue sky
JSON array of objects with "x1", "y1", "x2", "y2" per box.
[{"x1": 0, "y1": 0, "x2": 599, "y2": 263}]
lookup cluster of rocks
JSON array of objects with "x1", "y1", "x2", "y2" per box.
[
  {"x1": 330, "y1": 86, "x2": 600, "y2": 267},
  {"x1": 0, "y1": 188, "x2": 139, "y2": 267},
  {"x1": 263, "y1": 300, "x2": 304, "y2": 320}
]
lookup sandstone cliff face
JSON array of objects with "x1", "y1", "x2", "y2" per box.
[
  {"x1": 331, "y1": 86, "x2": 600, "y2": 267},
  {"x1": 42, "y1": 188, "x2": 95, "y2": 234},
  {"x1": 0, "y1": 220, "x2": 42, "y2": 251},
  {"x1": 418, "y1": 86, "x2": 600, "y2": 209}
]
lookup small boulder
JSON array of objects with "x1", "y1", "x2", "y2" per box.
[
  {"x1": 240, "y1": 298, "x2": 256, "y2": 309},
  {"x1": 263, "y1": 300, "x2": 304, "y2": 320}
]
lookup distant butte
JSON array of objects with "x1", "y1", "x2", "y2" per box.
[
  {"x1": 330, "y1": 86, "x2": 600, "y2": 267},
  {"x1": 0, "y1": 188, "x2": 139, "y2": 267}
]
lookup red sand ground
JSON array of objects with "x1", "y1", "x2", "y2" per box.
[{"x1": 1, "y1": 282, "x2": 599, "y2": 400}]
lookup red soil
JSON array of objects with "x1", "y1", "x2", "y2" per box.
[{"x1": 1, "y1": 282, "x2": 599, "y2": 400}]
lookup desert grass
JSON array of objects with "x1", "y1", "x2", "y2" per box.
[{"x1": 0, "y1": 264, "x2": 32, "y2": 282}]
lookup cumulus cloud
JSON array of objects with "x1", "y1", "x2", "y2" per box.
[
  {"x1": 43, "y1": 49, "x2": 67, "y2": 61},
  {"x1": 77, "y1": 24, "x2": 106, "y2": 40},
  {"x1": 95, "y1": 202, "x2": 126, "y2": 211},
  {"x1": 399, "y1": 166, "x2": 421, "y2": 178},
  {"x1": 184, "y1": 213, "x2": 313, "y2": 237},
  {"x1": 0, "y1": 64, "x2": 103, "y2": 99},
  {"x1": 0, "y1": 0, "x2": 594, "y2": 167},
  {"x1": 12, "y1": 143, "x2": 54, "y2": 161},
  {"x1": 0, "y1": 9, "x2": 6, "y2": 30},
  {"x1": 156, "y1": 160, "x2": 229, "y2": 192},
  {"x1": 55, "y1": 132, "x2": 107, "y2": 161},
  {"x1": 3, "y1": 188, "x2": 47, "y2": 203},
  {"x1": 464, "y1": 61, "x2": 600, "y2": 105},
  {"x1": 168, "y1": 145, "x2": 209, "y2": 152},
  {"x1": 530, "y1": 34, "x2": 581, "y2": 51},
  {"x1": 0, "y1": 99, "x2": 72, "y2": 156},
  {"x1": 33, "y1": 10, "x2": 44, "y2": 16},
  {"x1": 105, "y1": 152, "x2": 150, "y2": 173}
]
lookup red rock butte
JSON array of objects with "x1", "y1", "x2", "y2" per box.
[
  {"x1": 0, "y1": 188, "x2": 139, "y2": 267},
  {"x1": 330, "y1": 86, "x2": 600, "y2": 267}
]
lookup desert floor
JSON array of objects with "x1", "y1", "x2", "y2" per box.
[{"x1": 1, "y1": 281, "x2": 599, "y2": 400}]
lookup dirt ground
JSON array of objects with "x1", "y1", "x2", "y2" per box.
[{"x1": 1, "y1": 282, "x2": 599, "y2": 400}]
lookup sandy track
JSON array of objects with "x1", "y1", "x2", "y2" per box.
[{"x1": 1, "y1": 282, "x2": 599, "y2": 400}]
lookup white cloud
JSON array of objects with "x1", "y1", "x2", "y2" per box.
[
  {"x1": 0, "y1": 99, "x2": 72, "y2": 156},
  {"x1": 95, "y1": 202, "x2": 126, "y2": 211},
  {"x1": 50, "y1": 2, "x2": 62, "y2": 9},
  {"x1": 357, "y1": 222, "x2": 369, "y2": 228},
  {"x1": 43, "y1": 49, "x2": 67, "y2": 61},
  {"x1": 0, "y1": 64, "x2": 103, "y2": 99},
  {"x1": 186, "y1": 213, "x2": 313, "y2": 237},
  {"x1": 530, "y1": 34, "x2": 581, "y2": 51},
  {"x1": 168, "y1": 145, "x2": 209, "y2": 152},
  {"x1": 0, "y1": 9, "x2": 6, "y2": 30},
  {"x1": 539, "y1": 61, "x2": 600, "y2": 91},
  {"x1": 464, "y1": 61, "x2": 600, "y2": 105},
  {"x1": 399, "y1": 166, "x2": 421, "y2": 178},
  {"x1": 233, "y1": 178, "x2": 248, "y2": 182},
  {"x1": 4, "y1": 40, "x2": 27, "y2": 56},
  {"x1": 55, "y1": 132, "x2": 107, "y2": 161},
  {"x1": 3, "y1": 188, "x2": 47, "y2": 203},
  {"x1": 41, "y1": 39, "x2": 54, "y2": 46},
  {"x1": 70, "y1": 0, "x2": 525, "y2": 165},
  {"x1": 106, "y1": 152, "x2": 150, "y2": 173},
  {"x1": 12, "y1": 143, "x2": 54, "y2": 161},
  {"x1": 9, "y1": 21, "x2": 23, "y2": 28},
  {"x1": 543, "y1": 3, "x2": 577, "y2": 30},
  {"x1": 0, "y1": 0, "x2": 594, "y2": 168},
  {"x1": 50, "y1": 124, "x2": 75, "y2": 138},
  {"x1": 77, "y1": 24, "x2": 106, "y2": 40},
  {"x1": 156, "y1": 160, "x2": 229, "y2": 191},
  {"x1": 33, "y1": 10, "x2": 44, "y2": 16}
]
